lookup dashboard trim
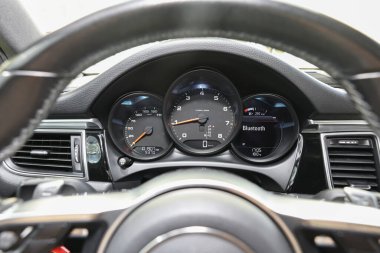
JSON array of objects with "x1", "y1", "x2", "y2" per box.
[
  {"x1": 308, "y1": 119, "x2": 368, "y2": 126},
  {"x1": 39, "y1": 118, "x2": 103, "y2": 130},
  {"x1": 303, "y1": 119, "x2": 372, "y2": 134}
]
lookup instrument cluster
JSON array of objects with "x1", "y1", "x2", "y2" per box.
[{"x1": 108, "y1": 69, "x2": 299, "y2": 163}]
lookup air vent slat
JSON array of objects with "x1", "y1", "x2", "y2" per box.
[
  {"x1": 26, "y1": 139, "x2": 71, "y2": 142},
  {"x1": 333, "y1": 179, "x2": 378, "y2": 187},
  {"x1": 12, "y1": 156, "x2": 72, "y2": 163},
  {"x1": 329, "y1": 158, "x2": 375, "y2": 164},
  {"x1": 330, "y1": 166, "x2": 376, "y2": 172},
  {"x1": 332, "y1": 172, "x2": 377, "y2": 180},
  {"x1": 16, "y1": 151, "x2": 71, "y2": 156},
  {"x1": 10, "y1": 132, "x2": 77, "y2": 173},
  {"x1": 22, "y1": 145, "x2": 70, "y2": 149},
  {"x1": 12, "y1": 162, "x2": 72, "y2": 170},
  {"x1": 328, "y1": 150, "x2": 373, "y2": 157},
  {"x1": 325, "y1": 135, "x2": 379, "y2": 192}
]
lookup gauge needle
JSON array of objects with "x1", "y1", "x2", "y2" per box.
[
  {"x1": 131, "y1": 126, "x2": 153, "y2": 146},
  {"x1": 172, "y1": 114, "x2": 208, "y2": 126}
]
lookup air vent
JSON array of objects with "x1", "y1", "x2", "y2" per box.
[
  {"x1": 10, "y1": 132, "x2": 83, "y2": 176},
  {"x1": 324, "y1": 134, "x2": 380, "y2": 191}
]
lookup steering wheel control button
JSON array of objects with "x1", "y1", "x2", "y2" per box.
[
  {"x1": 0, "y1": 230, "x2": 19, "y2": 251},
  {"x1": 314, "y1": 235, "x2": 336, "y2": 248},
  {"x1": 50, "y1": 245, "x2": 71, "y2": 253},
  {"x1": 32, "y1": 180, "x2": 65, "y2": 199}
]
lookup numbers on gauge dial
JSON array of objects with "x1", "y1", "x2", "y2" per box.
[
  {"x1": 169, "y1": 89, "x2": 235, "y2": 150},
  {"x1": 124, "y1": 107, "x2": 169, "y2": 157}
]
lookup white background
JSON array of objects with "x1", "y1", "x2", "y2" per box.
[{"x1": 19, "y1": 0, "x2": 380, "y2": 43}]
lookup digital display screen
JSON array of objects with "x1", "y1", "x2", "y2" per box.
[
  {"x1": 234, "y1": 116, "x2": 281, "y2": 158},
  {"x1": 232, "y1": 94, "x2": 298, "y2": 162}
]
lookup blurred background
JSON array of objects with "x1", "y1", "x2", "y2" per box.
[
  {"x1": 18, "y1": 0, "x2": 380, "y2": 42},
  {"x1": 17, "y1": 0, "x2": 380, "y2": 90}
]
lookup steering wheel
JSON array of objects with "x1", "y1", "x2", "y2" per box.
[{"x1": 0, "y1": 0, "x2": 380, "y2": 252}]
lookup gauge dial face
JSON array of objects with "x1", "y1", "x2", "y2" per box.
[
  {"x1": 124, "y1": 107, "x2": 170, "y2": 158},
  {"x1": 108, "y1": 93, "x2": 172, "y2": 160},
  {"x1": 164, "y1": 69, "x2": 242, "y2": 155},
  {"x1": 232, "y1": 94, "x2": 299, "y2": 163},
  {"x1": 169, "y1": 89, "x2": 235, "y2": 150}
]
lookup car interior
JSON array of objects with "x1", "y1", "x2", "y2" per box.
[{"x1": 0, "y1": 0, "x2": 380, "y2": 252}]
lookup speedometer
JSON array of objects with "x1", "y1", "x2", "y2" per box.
[
  {"x1": 163, "y1": 69, "x2": 242, "y2": 155},
  {"x1": 108, "y1": 93, "x2": 172, "y2": 160}
]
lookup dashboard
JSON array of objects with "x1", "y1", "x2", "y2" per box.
[
  {"x1": 108, "y1": 69, "x2": 299, "y2": 164},
  {"x1": 1, "y1": 38, "x2": 372, "y2": 196}
]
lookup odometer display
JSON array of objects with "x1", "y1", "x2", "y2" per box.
[{"x1": 164, "y1": 69, "x2": 242, "y2": 155}]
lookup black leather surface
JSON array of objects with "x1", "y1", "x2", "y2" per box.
[
  {"x1": 106, "y1": 188, "x2": 293, "y2": 253},
  {"x1": 52, "y1": 38, "x2": 357, "y2": 117},
  {"x1": 0, "y1": 0, "x2": 41, "y2": 57},
  {"x1": 0, "y1": 0, "x2": 379, "y2": 161}
]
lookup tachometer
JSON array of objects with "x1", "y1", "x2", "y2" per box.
[
  {"x1": 231, "y1": 94, "x2": 299, "y2": 163},
  {"x1": 163, "y1": 69, "x2": 242, "y2": 155},
  {"x1": 108, "y1": 93, "x2": 172, "y2": 160}
]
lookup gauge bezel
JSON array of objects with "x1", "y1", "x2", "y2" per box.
[
  {"x1": 231, "y1": 94, "x2": 299, "y2": 163},
  {"x1": 163, "y1": 69, "x2": 242, "y2": 155},
  {"x1": 108, "y1": 92, "x2": 173, "y2": 161}
]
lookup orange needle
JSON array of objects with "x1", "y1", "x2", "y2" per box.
[
  {"x1": 171, "y1": 118, "x2": 200, "y2": 126},
  {"x1": 131, "y1": 126, "x2": 153, "y2": 146},
  {"x1": 131, "y1": 132, "x2": 146, "y2": 146},
  {"x1": 172, "y1": 114, "x2": 208, "y2": 126}
]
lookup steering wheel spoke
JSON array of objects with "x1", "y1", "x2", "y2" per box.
[{"x1": 0, "y1": 170, "x2": 379, "y2": 252}]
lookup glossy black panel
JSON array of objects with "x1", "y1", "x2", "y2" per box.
[{"x1": 290, "y1": 133, "x2": 328, "y2": 194}]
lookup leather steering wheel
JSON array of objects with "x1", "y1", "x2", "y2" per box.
[{"x1": 0, "y1": 0, "x2": 380, "y2": 252}]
